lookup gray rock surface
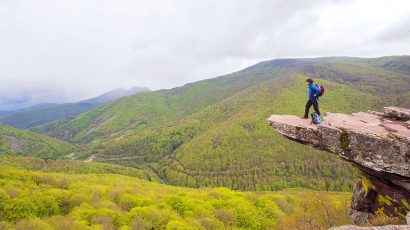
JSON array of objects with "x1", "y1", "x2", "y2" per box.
[
  {"x1": 267, "y1": 111, "x2": 410, "y2": 177},
  {"x1": 384, "y1": 107, "x2": 410, "y2": 121}
]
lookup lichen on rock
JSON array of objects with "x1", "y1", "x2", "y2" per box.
[{"x1": 339, "y1": 129, "x2": 351, "y2": 153}]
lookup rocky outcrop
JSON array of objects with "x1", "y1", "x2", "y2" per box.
[
  {"x1": 267, "y1": 107, "x2": 410, "y2": 225},
  {"x1": 330, "y1": 225, "x2": 410, "y2": 230},
  {"x1": 383, "y1": 107, "x2": 410, "y2": 121}
]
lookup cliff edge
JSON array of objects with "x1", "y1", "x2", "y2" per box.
[{"x1": 267, "y1": 107, "x2": 410, "y2": 225}]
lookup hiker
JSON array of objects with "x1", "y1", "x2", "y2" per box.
[{"x1": 303, "y1": 78, "x2": 320, "y2": 119}]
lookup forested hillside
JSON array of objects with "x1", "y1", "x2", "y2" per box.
[
  {"x1": 31, "y1": 56, "x2": 410, "y2": 191},
  {"x1": 0, "y1": 156, "x2": 159, "y2": 182},
  {"x1": 0, "y1": 157, "x2": 352, "y2": 229},
  {"x1": 0, "y1": 125, "x2": 76, "y2": 158}
]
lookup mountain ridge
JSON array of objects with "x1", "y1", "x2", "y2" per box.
[{"x1": 0, "y1": 86, "x2": 150, "y2": 129}]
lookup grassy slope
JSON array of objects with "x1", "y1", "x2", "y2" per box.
[
  {"x1": 31, "y1": 57, "x2": 410, "y2": 192},
  {"x1": 0, "y1": 160, "x2": 352, "y2": 229},
  {"x1": 0, "y1": 125, "x2": 76, "y2": 158}
]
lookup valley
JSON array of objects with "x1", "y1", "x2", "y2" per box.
[
  {"x1": 0, "y1": 56, "x2": 409, "y2": 229},
  {"x1": 29, "y1": 56, "x2": 410, "y2": 191}
]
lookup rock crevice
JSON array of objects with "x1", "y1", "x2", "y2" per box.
[{"x1": 267, "y1": 107, "x2": 410, "y2": 224}]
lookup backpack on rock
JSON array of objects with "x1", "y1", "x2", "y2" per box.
[{"x1": 311, "y1": 112, "x2": 322, "y2": 125}]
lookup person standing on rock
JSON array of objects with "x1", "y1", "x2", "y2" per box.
[{"x1": 303, "y1": 78, "x2": 321, "y2": 119}]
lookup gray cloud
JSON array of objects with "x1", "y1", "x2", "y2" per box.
[
  {"x1": 0, "y1": 95, "x2": 31, "y2": 104},
  {"x1": 0, "y1": 79, "x2": 66, "y2": 110},
  {"x1": 377, "y1": 16, "x2": 410, "y2": 43},
  {"x1": 0, "y1": 0, "x2": 409, "y2": 110}
]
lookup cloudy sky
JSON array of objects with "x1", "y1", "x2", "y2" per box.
[{"x1": 0, "y1": 0, "x2": 409, "y2": 110}]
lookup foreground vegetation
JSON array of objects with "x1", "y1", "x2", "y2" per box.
[{"x1": 0, "y1": 158, "x2": 352, "y2": 229}]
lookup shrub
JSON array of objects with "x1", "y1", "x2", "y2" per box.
[
  {"x1": 128, "y1": 206, "x2": 172, "y2": 229},
  {"x1": 130, "y1": 215, "x2": 152, "y2": 230},
  {"x1": 69, "y1": 204, "x2": 121, "y2": 228},
  {"x1": 198, "y1": 217, "x2": 225, "y2": 230},
  {"x1": 31, "y1": 192, "x2": 60, "y2": 217},
  {"x1": 43, "y1": 189, "x2": 71, "y2": 215},
  {"x1": 166, "y1": 196, "x2": 194, "y2": 217},
  {"x1": 118, "y1": 194, "x2": 151, "y2": 211},
  {"x1": 226, "y1": 197, "x2": 261, "y2": 229},
  {"x1": 166, "y1": 220, "x2": 195, "y2": 230},
  {"x1": 213, "y1": 208, "x2": 235, "y2": 227},
  {"x1": 46, "y1": 216, "x2": 75, "y2": 230},
  {"x1": 2, "y1": 198, "x2": 37, "y2": 222},
  {"x1": 15, "y1": 218, "x2": 53, "y2": 230}
]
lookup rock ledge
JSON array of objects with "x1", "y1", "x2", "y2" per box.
[{"x1": 267, "y1": 107, "x2": 410, "y2": 225}]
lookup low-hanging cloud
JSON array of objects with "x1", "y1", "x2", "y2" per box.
[{"x1": 0, "y1": 0, "x2": 409, "y2": 110}]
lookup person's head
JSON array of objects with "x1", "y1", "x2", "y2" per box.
[{"x1": 306, "y1": 78, "x2": 313, "y2": 85}]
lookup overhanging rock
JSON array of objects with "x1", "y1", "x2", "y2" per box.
[{"x1": 267, "y1": 107, "x2": 410, "y2": 225}]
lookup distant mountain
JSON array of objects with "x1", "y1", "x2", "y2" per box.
[
  {"x1": 0, "y1": 86, "x2": 150, "y2": 129},
  {"x1": 0, "y1": 111, "x2": 15, "y2": 117},
  {"x1": 82, "y1": 86, "x2": 150, "y2": 105},
  {"x1": 32, "y1": 56, "x2": 410, "y2": 191},
  {"x1": 0, "y1": 104, "x2": 60, "y2": 118},
  {"x1": 22, "y1": 103, "x2": 60, "y2": 110}
]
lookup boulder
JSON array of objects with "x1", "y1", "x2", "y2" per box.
[{"x1": 383, "y1": 107, "x2": 410, "y2": 121}]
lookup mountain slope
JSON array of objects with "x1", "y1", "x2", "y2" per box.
[
  {"x1": 32, "y1": 56, "x2": 410, "y2": 191},
  {"x1": 32, "y1": 63, "x2": 294, "y2": 142},
  {"x1": 0, "y1": 124, "x2": 76, "y2": 158},
  {"x1": 359, "y1": 55, "x2": 410, "y2": 73},
  {"x1": 0, "y1": 86, "x2": 150, "y2": 129}
]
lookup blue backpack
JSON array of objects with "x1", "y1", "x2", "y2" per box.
[{"x1": 311, "y1": 112, "x2": 322, "y2": 125}]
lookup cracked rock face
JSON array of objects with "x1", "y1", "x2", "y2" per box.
[{"x1": 267, "y1": 107, "x2": 410, "y2": 224}]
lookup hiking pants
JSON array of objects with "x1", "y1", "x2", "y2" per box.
[{"x1": 304, "y1": 96, "x2": 320, "y2": 118}]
